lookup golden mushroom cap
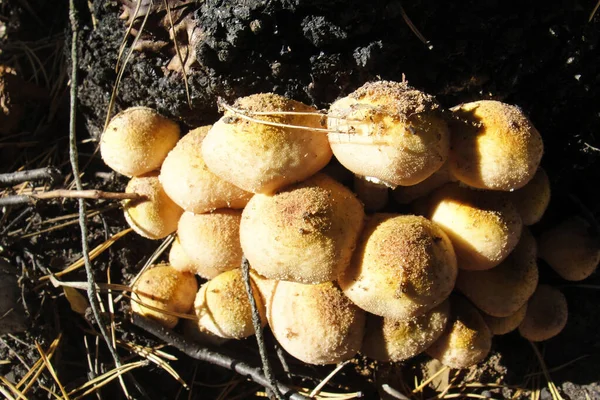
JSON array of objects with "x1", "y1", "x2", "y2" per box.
[
  {"x1": 362, "y1": 299, "x2": 450, "y2": 362},
  {"x1": 159, "y1": 126, "x2": 252, "y2": 213},
  {"x1": 327, "y1": 81, "x2": 450, "y2": 187},
  {"x1": 100, "y1": 106, "x2": 180, "y2": 177},
  {"x1": 449, "y1": 100, "x2": 543, "y2": 191},
  {"x1": 455, "y1": 227, "x2": 539, "y2": 317},
  {"x1": 426, "y1": 296, "x2": 492, "y2": 369},
  {"x1": 194, "y1": 269, "x2": 266, "y2": 339},
  {"x1": 130, "y1": 264, "x2": 198, "y2": 329},
  {"x1": 508, "y1": 168, "x2": 551, "y2": 225},
  {"x1": 168, "y1": 237, "x2": 220, "y2": 280},
  {"x1": 240, "y1": 173, "x2": 365, "y2": 284},
  {"x1": 423, "y1": 183, "x2": 523, "y2": 270},
  {"x1": 538, "y1": 216, "x2": 600, "y2": 281},
  {"x1": 124, "y1": 172, "x2": 183, "y2": 239},
  {"x1": 268, "y1": 281, "x2": 366, "y2": 365},
  {"x1": 177, "y1": 210, "x2": 243, "y2": 277},
  {"x1": 482, "y1": 304, "x2": 528, "y2": 335},
  {"x1": 518, "y1": 285, "x2": 568, "y2": 342},
  {"x1": 339, "y1": 214, "x2": 457, "y2": 320},
  {"x1": 201, "y1": 93, "x2": 332, "y2": 194}
]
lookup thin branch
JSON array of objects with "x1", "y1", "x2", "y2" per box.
[
  {"x1": 399, "y1": 4, "x2": 433, "y2": 50},
  {"x1": 132, "y1": 314, "x2": 309, "y2": 400},
  {"x1": 589, "y1": 0, "x2": 600, "y2": 22},
  {"x1": 0, "y1": 190, "x2": 143, "y2": 206},
  {"x1": 68, "y1": 2, "x2": 137, "y2": 398},
  {"x1": 241, "y1": 257, "x2": 283, "y2": 400},
  {"x1": 0, "y1": 167, "x2": 62, "y2": 187}
]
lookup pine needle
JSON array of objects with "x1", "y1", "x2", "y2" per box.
[{"x1": 35, "y1": 341, "x2": 70, "y2": 399}]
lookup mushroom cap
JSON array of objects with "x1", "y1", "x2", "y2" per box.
[
  {"x1": 448, "y1": 100, "x2": 543, "y2": 191},
  {"x1": 327, "y1": 81, "x2": 450, "y2": 187},
  {"x1": 538, "y1": 216, "x2": 600, "y2": 281},
  {"x1": 177, "y1": 209, "x2": 243, "y2": 277},
  {"x1": 455, "y1": 227, "x2": 538, "y2": 317},
  {"x1": 101, "y1": 106, "x2": 180, "y2": 176},
  {"x1": 392, "y1": 161, "x2": 455, "y2": 205},
  {"x1": 131, "y1": 264, "x2": 198, "y2": 329},
  {"x1": 339, "y1": 214, "x2": 457, "y2": 320},
  {"x1": 426, "y1": 296, "x2": 492, "y2": 369},
  {"x1": 159, "y1": 126, "x2": 252, "y2": 213},
  {"x1": 240, "y1": 173, "x2": 364, "y2": 284},
  {"x1": 482, "y1": 304, "x2": 528, "y2": 335},
  {"x1": 518, "y1": 285, "x2": 568, "y2": 342},
  {"x1": 362, "y1": 299, "x2": 450, "y2": 362},
  {"x1": 508, "y1": 168, "x2": 550, "y2": 225},
  {"x1": 423, "y1": 183, "x2": 523, "y2": 270},
  {"x1": 168, "y1": 237, "x2": 220, "y2": 280},
  {"x1": 124, "y1": 172, "x2": 183, "y2": 239},
  {"x1": 202, "y1": 93, "x2": 332, "y2": 194},
  {"x1": 194, "y1": 269, "x2": 266, "y2": 339},
  {"x1": 268, "y1": 281, "x2": 366, "y2": 365}
]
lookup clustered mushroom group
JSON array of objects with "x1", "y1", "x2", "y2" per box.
[{"x1": 100, "y1": 80, "x2": 599, "y2": 370}]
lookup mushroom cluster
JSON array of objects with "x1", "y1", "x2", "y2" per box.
[{"x1": 100, "y1": 81, "x2": 598, "y2": 370}]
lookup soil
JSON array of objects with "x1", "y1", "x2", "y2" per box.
[{"x1": 1, "y1": 0, "x2": 599, "y2": 399}]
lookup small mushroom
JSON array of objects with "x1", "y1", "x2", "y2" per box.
[
  {"x1": 101, "y1": 107, "x2": 180, "y2": 176},
  {"x1": 507, "y1": 168, "x2": 551, "y2": 225},
  {"x1": 455, "y1": 227, "x2": 538, "y2": 317},
  {"x1": 130, "y1": 264, "x2": 198, "y2": 329},
  {"x1": 328, "y1": 80, "x2": 450, "y2": 187},
  {"x1": 426, "y1": 296, "x2": 492, "y2": 369},
  {"x1": 159, "y1": 126, "x2": 252, "y2": 213},
  {"x1": 448, "y1": 100, "x2": 544, "y2": 191},
  {"x1": 268, "y1": 281, "x2": 365, "y2": 365},
  {"x1": 362, "y1": 299, "x2": 450, "y2": 362},
  {"x1": 518, "y1": 285, "x2": 568, "y2": 342},
  {"x1": 194, "y1": 269, "x2": 266, "y2": 339},
  {"x1": 422, "y1": 183, "x2": 523, "y2": 270},
  {"x1": 177, "y1": 210, "x2": 243, "y2": 277},
  {"x1": 538, "y1": 216, "x2": 600, "y2": 281},
  {"x1": 339, "y1": 214, "x2": 457, "y2": 320},
  {"x1": 168, "y1": 237, "x2": 219, "y2": 279},
  {"x1": 482, "y1": 304, "x2": 527, "y2": 336},
  {"x1": 202, "y1": 93, "x2": 332, "y2": 194},
  {"x1": 240, "y1": 173, "x2": 364, "y2": 284},
  {"x1": 124, "y1": 172, "x2": 183, "y2": 239}
]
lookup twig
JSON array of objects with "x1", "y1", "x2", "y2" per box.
[
  {"x1": 0, "y1": 190, "x2": 142, "y2": 206},
  {"x1": 0, "y1": 167, "x2": 62, "y2": 187},
  {"x1": 399, "y1": 4, "x2": 433, "y2": 50},
  {"x1": 589, "y1": 0, "x2": 600, "y2": 22},
  {"x1": 68, "y1": 2, "x2": 138, "y2": 398},
  {"x1": 132, "y1": 314, "x2": 309, "y2": 400},
  {"x1": 164, "y1": 0, "x2": 192, "y2": 108},
  {"x1": 241, "y1": 257, "x2": 284, "y2": 400}
]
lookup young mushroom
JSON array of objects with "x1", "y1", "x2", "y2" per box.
[
  {"x1": 177, "y1": 210, "x2": 243, "y2": 277},
  {"x1": 538, "y1": 216, "x2": 600, "y2": 281},
  {"x1": 240, "y1": 173, "x2": 364, "y2": 284},
  {"x1": 268, "y1": 281, "x2": 365, "y2": 365},
  {"x1": 328, "y1": 80, "x2": 450, "y2": 187},
  {"x1": 518, "y1": 285, "x2": 568, "y2": 342},
  {"x1": 420, "y1": 183, "x2": 523, "y2": 270},
  {"x1": 101, "y1": 106, "x2": 180, "y2": 177},
  {"x1": 455, "y1": 227, "x2": 538, "y2": 317},
  {"x1": 507, "y1": 168, "x2": 551, "y2": 225},
  {"x1": 194, "y1": 269, "x2": 266, "y2": 339},
  {"x1": 159, "y1": 125, "x2": 252, "y2": 213},
  {"x1": 124, "y1": 172, "x2": 183, "y2": 239},
  {"x1": 169, "y1": 237, "x2": 219, "y2": 280},
  {"x1": 339, "y1": 214, "x2": 457, "y2": 320},
  {"x1": 448, "y1": 100, "x2": 544, "y2": 191},
  {"x1": 361, "y1": 299, "x2": 450, "y2": 362},
  {"x1": 202, "y1": 93, "x2": 332, "y2": 194},
  {"x1": 426, "y1": 296, "x2": 492, "y2": 369},
  {"x1": 481, "y1": 304, "x2": 528, "y2": 336},
  {"x1": 130, "y1": 264, "x2": 198, "y2": 329}
]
